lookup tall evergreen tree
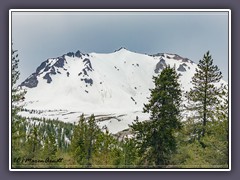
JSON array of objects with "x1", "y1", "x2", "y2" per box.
[
  {"x1": 11, "y1": 45, "x2": 26, "y2": 166},
  {"x1": 70, "y1": 114, "x2": 88, "y2": 166},
  {"x1": 12, "y1": 46, "x2": 25, "y2": 115},
  {"x1": 70, "y1": 114, "x2": 101, "y2": 167},
  {"x1": 93, "y1": 127, "x2": 120, "y2": 167},
  {"x1": 187, "y1": 51, "x2": 223, "y2": 138},
  {"x1": 131, "y1": 65, "x2": 182, "y2": 167},
  {"x1": 201, "y1": 85, "x2": 228, "y2": 166},
  {"x1": 42, "y1": 130, "x2": 58, "y2": 159},
  {"x1": 86, "y1": 114, "x2": 100, "y2": 167},
  {"x1": 122, "y1": 137, "x2": 138, "y2": 167},
  {"x1": 171, "y1": 87, "x2": 228, "y2": 168}
]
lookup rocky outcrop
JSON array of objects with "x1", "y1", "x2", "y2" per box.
[{"x1": 155, "y1": 58, "x2": 167, "y2": 73}]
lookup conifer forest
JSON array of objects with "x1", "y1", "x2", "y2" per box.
[{"x1": 11, "y1": 48, "x2": 229, "y2": 169}]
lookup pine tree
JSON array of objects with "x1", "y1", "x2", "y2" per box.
[
  {"x1": 201, "y1": 85, "x2": 229, "y2": 167},
  {"x1": 42, "y1": 130, "x2": 57, "y2": 159},
  {"x1": 187, "y1": 51, "x2": 223, "y2": 138},
  {"x1": 25, "y1": 124, "x2": 41, "y2": 159},
  {"x1": 70, "y1": 114, "x2": 88, "y2": 166},
  {"x1": 131, "y1": 65, "x2": 182, "y2": 167},
  {"x1": 70, "y1": 114, "x2": 101, "y2": 167},
  {"x1": 11, "y1": 45, "x2": 26, "y2": 166},
  {"x1": 86, "y1": 114, "x2": 99, "y2": 167},
  {"x1": 171, "y1": 52, "x2": 228, "y2": 168},
  {"x1": 93, "y1": 127, "x2": 117, "y2": 167},
  {"x1": 122, "y1": 137, "x2": 138, "y2": 167},
  {"x1": 171, "y1": 87, "x2": 228, "y2": 168},
  {"x1": 12, "y1": 46, "x2": 25, "y2": 116}
]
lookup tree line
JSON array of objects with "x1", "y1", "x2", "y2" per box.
[{"x1": 11, "y1": 48, "x2": 228, "y2": 168}]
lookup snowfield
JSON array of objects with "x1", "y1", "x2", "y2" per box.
[{"x1": 18, "y1": 48, "x2": 226, "y2": 134}]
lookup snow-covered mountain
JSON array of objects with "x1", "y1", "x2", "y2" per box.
[{"x1": 19, "y1": 48, "x2": 225, "y2": 134}]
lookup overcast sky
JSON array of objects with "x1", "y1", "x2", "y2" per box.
[{"x1": 11, "y1": 10, "x2": 229, "y2": 83}]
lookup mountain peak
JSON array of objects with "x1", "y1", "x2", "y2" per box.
[
  {"x1": 114, "y1": 47, "x2": 129, "y2": 52},
  {"x1": 64, "y1": 50, "x2": 83, "y2": 58},
  {"x1": 75, "y1": 50, "x2": 82, "y2": 58}
]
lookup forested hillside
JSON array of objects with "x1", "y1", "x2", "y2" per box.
[{"x1": 11, "y1": 48, "x2": 229, "y2": 169}]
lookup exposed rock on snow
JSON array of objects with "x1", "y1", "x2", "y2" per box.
[{"x1": 19, "y1": 49, "x2": 226, "y2": 134}]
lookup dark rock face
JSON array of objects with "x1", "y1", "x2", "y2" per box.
[
  {"x1": 160, "y1": 58, "x2": 167, "y2": 66},
  {"x1": 83, "y1": 58, "x2": 93, "y2": 70},
  {"x1": 35, "y1": 59, "x2": 55, "y2": 74},
  {"x1": 43, "y1": 73, "x2": 52, "y2": 83},
  {"x1": 66, "y1": 52, "x2": 74, "y2": 57},
  {"x1": 20, "y1": 73, "x2": 39, "y2": 88},
  {"x1": 79, "y1": 58, "x2": 94, "y2": 77},
  {"x1": 21, "y1": 52, "x2": 78, "y2": 88},
  {"x1": 177, "y1": 64, "x2": 187, "y2": 72},
  {"x1": 36, "y1": 61, "x2": 47, "y2": 74},
  {"x1": 85, "y1": 66, "x2": 93, "y2": 72},
  {"x1": 44, "y1": 65, "x2": 51, "y2": 72},
  {"x1": 76, "y1": 58, "x2": 94, "y2": 86},
  {"x1": 75, "y1": 50, "x2": 82, "y2": 58},
  {"x1": 155, "y1": 63, "x2": 164, "y2": 73},
  {"x1": 24, "y1": 56, "x2": 67, "y2": 87},
  {"x1": 81, "y1": 78, "x2": 93, "y2": 85},
  {"x1": 173, "y1": 54, "x2": 182, "y2": 60},
  {"x1": 172, "y1": 54, "x2": 190, "y2": 63},
  {"x1": 150, "y1": 53, "x2": 194, "y2": 65},
  {"x1": 155, "y1": 58, "x2": 167, "y2": 73},
  {"x1": 82, "y1": 69, "x2": 88, "y2": 76},
  {"x1": 21, "y1": 59, "x2": 51, "y2": 88},
  {"x1": 149, "y1": 53, "x2": 164, "y2": 57},
  {"x1": 50, "y1": 67, "x2": 56, "y2": 75},
  {"x1": 54, "y1": 57, "x2": 66, "y2": 68},
  {"x1": 34, "y1": 56, "x2": 66, "y2": 75},
  {"x1": 182, "y1": 58, "x2": 189, "y2": 62}
]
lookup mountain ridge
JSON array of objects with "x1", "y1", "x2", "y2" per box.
[
  {"x1": 19, "y1": 49, "x2": 226, "y2": 133},
  {"x1": 20, "y1": 49, "x2": 193, "y2": 88}
]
